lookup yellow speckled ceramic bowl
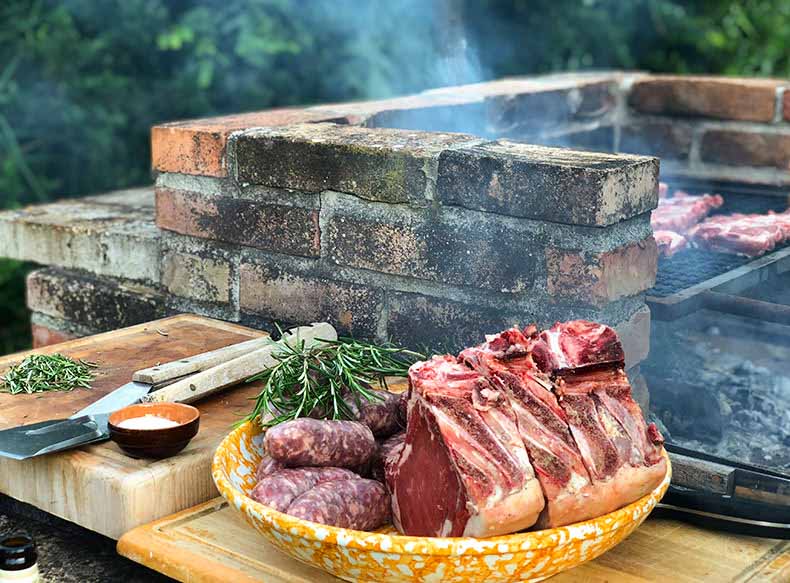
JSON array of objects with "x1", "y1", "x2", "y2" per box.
[{"x1": 213, "y1": 421, "x2": 671, "y2": 583}]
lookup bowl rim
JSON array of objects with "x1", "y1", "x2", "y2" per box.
[
  {"x1": 212, "y1": 420, "x2": 672, "y2": 557},
  {"x1": 108, "y1": 402, "x2": 200, "y2": 432}
]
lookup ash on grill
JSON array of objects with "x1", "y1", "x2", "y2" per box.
[{"x1": 644, "y1": 326, "x2": 790, "y2": 473}]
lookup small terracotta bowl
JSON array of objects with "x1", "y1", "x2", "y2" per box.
[{"x1": 108, "y1": 403, "x2": 200, "y2": 459}]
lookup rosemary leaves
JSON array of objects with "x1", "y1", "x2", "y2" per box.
[
  {"x1": 243, "y1": 337, "x2": 424, "y2": 427},
  {"x1": 1, "y1": 354, "x2": 97, "y2": 395}
]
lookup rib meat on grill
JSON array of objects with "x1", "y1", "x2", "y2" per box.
[
  {"x1": 690, "y1": 211, "x2": 790, "y2": 257},
  {"x1": 650, "y1": 191, "x2": 724, "y2": 232}
]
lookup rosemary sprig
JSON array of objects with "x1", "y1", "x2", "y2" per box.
[
  {"x1": 0, "y1": 354, "x2": 97, "y2": 395},
  {"x1": 241, "y1": 336, "x2": 424, "y2": 427}
]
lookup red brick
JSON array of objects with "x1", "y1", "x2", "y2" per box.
[
  {"x1": 628, "y1": 75, "x2": 783, "y2": 122},
  {"x1": 151, "y1": 108, "x2": 348, "y2": 177},
  {"x1": 546, "y1": 237, "x2": 658, "y2": 307},
  {"x1": 31, "y1": 323, "x2": 77, "y2": 348},
  {"x1": 700, "y1": 130, "x2": 790, "y2": 169},
  {"x1": 784, "y1": 89, "x2": 790, "y2": 121},
  {"x1": 156, "y1": 188, "x2": 320, "y2": 257}
]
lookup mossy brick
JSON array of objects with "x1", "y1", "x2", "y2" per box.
[
  {"x1": 323, "y1": 192, "x2": 541, "y2": 293},
  {"x1": 26, "y1": 268, "x2": 165, "y2": 333},
  {"x1": 239, "y1": 257, "x2": 383, "y2": 338},
  {"x1": 230, "y1": 123, "x2": 481, "y2": 204},
  {"x1": 156, "y1": 188, "x2": 320, "y2": 257},
  {"x1": 437, "y1": 140, "x2": 659, "y2": 226},
  {"x1": 161, "y1": 249, "x2": 232, "y2": 305}
]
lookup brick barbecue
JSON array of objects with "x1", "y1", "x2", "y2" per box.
[{"x1": 3, "y1": 72, "x2": 790, "y2": 371}]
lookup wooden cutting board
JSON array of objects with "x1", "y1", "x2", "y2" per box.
[
  {"x1": 118, "y1": 499, "x2": 790, "y2": 582},
  {"x1": 0, "y1": 314, "x2": 267, "y2": 539}
]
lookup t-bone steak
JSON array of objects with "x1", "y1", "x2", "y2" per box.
[{"x1": 387, "y1": 321, "x2": 666, "y2": 536}]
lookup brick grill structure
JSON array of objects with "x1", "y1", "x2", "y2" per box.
[{"x1": 3, "y1": 72, "x2": 790, "y2": 372}]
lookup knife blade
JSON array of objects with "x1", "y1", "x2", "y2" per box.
[{"x1": 0, "y1": 323, "x2": 336, "y2": 460}]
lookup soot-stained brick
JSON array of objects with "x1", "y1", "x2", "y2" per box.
[
  {"x1": 239, "y1": 258, "x2": 383, "y2": 338},
  {"x1": 385, "y1": 292, "x2": 529, "y2": 353},
  {"x1": 156, "y1": 188, "x2": 320, "y2": 257},
  {"x1": 324, "y1": 193, "x2": 540, "y2": 293},
  {"x1": 437, "y1": 140, "x2": 658, "y2": 226},
  {"x1": 26, "y1": 268, "x2": 165, "y2": 332}
]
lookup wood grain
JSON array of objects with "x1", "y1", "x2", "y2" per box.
[
  {"x1": 118, "y1": 499, "x2": 790, "y2": 583},
  {"x1": 0, "y1": 315, "x2": 268, "y2": 539}
]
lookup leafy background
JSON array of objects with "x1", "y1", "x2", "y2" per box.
[{"x1": 2, "y1": 0, "x2": 789, "y2": 354}]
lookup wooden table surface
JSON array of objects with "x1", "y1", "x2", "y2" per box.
[
  {"x1": 0, "y1": 315, "x2": 267, "y2": 539},
  {"x1": 118, "y1": 497, "x2": 790, "y2": 582}
]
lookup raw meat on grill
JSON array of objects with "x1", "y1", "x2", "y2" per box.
[
  {"x1": 690, "y1": 210, "x2": 790, "y2": 257},
  {"x1": 386, "y1": 355, "x2": 545, "y2": 537},
  {"x1": 658, "y1": 182, "x2": 669, "y2": 198},
  {"x1": 651, "y1": 191, "x2": 724, "y2": 232},
  {"x1": 653, "y1": 229, "x2": 687, "y2": 257}
]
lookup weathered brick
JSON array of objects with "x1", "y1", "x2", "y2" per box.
[
  {"x1": 488, "y1": 80, "x2": 616, "y2": 136},
  {"x1": 161, "y1": 250, "x2": 232, "y2": 305},
  {"x1": 156, "y1": 188, "x2": 320, "y2": 257},
  {"x1": 231, "y1": 123, "x2": 480, "y2": 204},
  {"x1": 620, "y1": 121, "x2": 693, "y2": 160},
  {"x1": 437, "y1": 141, "x2": 658, "y2": 226},
  {"x1": 26, "y1": 268, "x2": 165, "y2": 333},
  {"x1": 31, "y1": 323, "x2": 77, "y2": 348},
  {"x1": 323, "y1": 192, "x2": 540, "y2": 292},
  {"x1": 0, "y1": 188, "x2": 160, "y2": 283},
  {"x1": 700, "y1": 130, "x2": 790, "y2": 169},
  {"x1": 784, "y1": 89, "x2": 790, "y2": 121},
  {"x1": 540, "y1": 126, "x2": 615, "y2": 152},
  {"x1": 545, "y1": 237, "x2": 657, "y2": 307},
  {"x1": 151, "y1": 108, "x2": 348, "y2": 177},
  {"x1": 239, "y1": 258, "x2": 382, "y2": 338},
  {"x1": 628, "y1": 76, "x2": 783, "y2": 122}
]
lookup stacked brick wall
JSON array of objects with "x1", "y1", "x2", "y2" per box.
[{"x1": 10, "y1": 72, "x2": 788, "y2": 356}]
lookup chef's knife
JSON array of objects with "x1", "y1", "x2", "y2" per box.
[{"x1": 0, "y1": 322, "x2": 336, "y2": 460}]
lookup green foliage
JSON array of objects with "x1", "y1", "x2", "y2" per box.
[{"x1": 1, "y1": 0, "x2": 788, "y2": 354}]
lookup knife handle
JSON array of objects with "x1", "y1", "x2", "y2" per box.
[
  {"x1": 132, "y1": 336, "x2": 273, "y2": 385},
  {"x1": 143, "y1": 322, "x2": 337, "y2": 404}
]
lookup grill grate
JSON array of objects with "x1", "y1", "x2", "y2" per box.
[{"x1": 649, "y1": 187, "x2": 789, "y2": 298}]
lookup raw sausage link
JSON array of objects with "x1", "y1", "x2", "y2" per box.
[
  {"x1": 265, "y1": 418, "x2": 376, "y2": 468},
  {"x1": 344, "y1": 389, "x2": 404, "y2": 437},
  {"x1": 255, "y1": 452, "x2": 285, "y2": 482},
  {"x1": 371, "y1": 431, "x2": 406, "y2": 483},
  {"x1": 251, "y1": 467, "x2": 357, "y2": 512},
  {"x1": 287, "y1": 478, "x2": 391, "y2": 530}
]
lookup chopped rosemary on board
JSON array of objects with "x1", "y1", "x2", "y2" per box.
[
  {"x1": 0, "y1": 354, "x2": 97, "y2": 395},
  {"x1": 242, "y1": 336, "x2": 424, "y2": 427}
]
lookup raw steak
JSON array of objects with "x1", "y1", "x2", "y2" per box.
[
  {"x1": 530, "y1": 320, "x2": 625, "y2": 373},
  {"x1": 690, "y1": 211, "x2": 790, "y2": 257},
  {"x1": 386, "y1": 355, "x2": 545, "y2": 537},
  {"x1": 654, "y1": 229, "x2": 687, "y2": 258},
  {"x1": 534, "y1": 322, "x2": 667, "y2": 518},
  {"x1": 460, "y1": 328, "x2": 603, "y2": 528},
  {"x1": 651, "y1": 191, "x2": 723, "y2": 232}
]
